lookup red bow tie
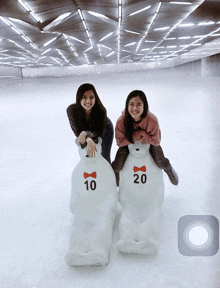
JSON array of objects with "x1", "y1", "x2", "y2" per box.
[
  {"x1": 84, "y1": 172, "x2": 97, "y2": 179},
  {"x1": 133, "y1": 166, "x2": 146, "y2": 172}
]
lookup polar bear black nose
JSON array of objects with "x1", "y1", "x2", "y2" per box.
[{"x1": 136, "y1": 149, "x2": 140, "y2": 151}]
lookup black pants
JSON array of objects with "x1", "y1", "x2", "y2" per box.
[
  {"x1": 101, "y1": 118, "x2": 114, "y2": 163},
  {"x1": 112, "y1": 144, "x2": 170, "y2": 171}
]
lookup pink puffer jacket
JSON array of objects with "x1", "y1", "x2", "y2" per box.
[{"x1": 115, "y1": 110, "x2": 161, "y2": 147}]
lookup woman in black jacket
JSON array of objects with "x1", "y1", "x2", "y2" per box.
[{"x1": 67, "y1": 83, "x2": 113, "y2": 163}]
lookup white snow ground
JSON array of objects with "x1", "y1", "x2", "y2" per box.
[{"x1": 1, "y1": 70, "x2": 220, "y2": 288}]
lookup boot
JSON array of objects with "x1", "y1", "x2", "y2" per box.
[{"x1": 164, "y1": 164, "x2": 179, "y2": 185}]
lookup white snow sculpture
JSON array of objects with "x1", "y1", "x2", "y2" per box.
[
  {"x1": 117, "y1": 142, "x2": 164, "y2": 256},
  {"x1": 65, "y1": 138, "x2": 117, "y2": 266}
]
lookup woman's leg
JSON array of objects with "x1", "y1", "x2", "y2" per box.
[
  {"x1": 149, "y1": 145, "x2": 179, "y2": 185},
  {"x1": 112, "y1": 146, "x2": 129, "y2": 172},
  {"x1": 112, "y1": 146, "x2": 129, "y2": 187},
  {"x1": 101, "y1": 118, "x2": 114, "y2": 163}
]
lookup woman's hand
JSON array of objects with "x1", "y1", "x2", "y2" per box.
[
  {"x1": 132, "y1": 131, "x2": 149, "y2": 144},
  {"x1": 86, "y1": 138, "x2": 97, "y2": 157},
  {"x1": 78, "y1": 131, "x2": 87, "y2": 145},
  {"x1": 132, "y1": 131, "x2": 144, "y2": 143}
]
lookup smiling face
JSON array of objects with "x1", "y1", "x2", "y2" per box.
[
  {"x1": 80, "y1": 90, "x2": 96, "y2": 113},
  {"x1": 128, "y1": 96, "x2": 144, "y2": 122}
]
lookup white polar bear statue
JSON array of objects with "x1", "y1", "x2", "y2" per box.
[
  {"x1": 65, "y1": 138, "x2": 117, "y2": 266},
  {"x1": 117, "y1": 142, "x2": 164, "y2": 256}
]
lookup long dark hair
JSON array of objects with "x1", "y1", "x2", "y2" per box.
[
  {"x1": 124, "y1": 90, "x2": 149, "y2": 143},
  {"x1": 73, "y1": 83, "x2": 107, "y2": 136}
]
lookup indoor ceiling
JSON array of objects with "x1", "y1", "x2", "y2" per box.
[{"x1": 0, "y1": 0, "x2": 220, "y2": 69}]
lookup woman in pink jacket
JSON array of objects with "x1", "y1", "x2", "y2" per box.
[{"x1": 112, "y1": 90, "x2": 178, "y2": 185}]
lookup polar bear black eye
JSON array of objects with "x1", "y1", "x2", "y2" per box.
[{"x1": 136, "y1": 149, "x2": 140, "y2": 151}]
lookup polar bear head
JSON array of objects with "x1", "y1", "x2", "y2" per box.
[
  {"x1": 75, "y1": 137, "x2": 102, "y2": 163},
  {"x1": 128, "y1": 142, "x2": 150, "y2": 158}
]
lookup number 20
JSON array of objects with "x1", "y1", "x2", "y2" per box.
[{"x1": 133, "y1": 173, "x2": 147, "y2": 184}]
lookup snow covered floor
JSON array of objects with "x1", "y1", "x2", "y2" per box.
[{"x1": 1, "y1": 71, "x2": 220, "y2": 288}]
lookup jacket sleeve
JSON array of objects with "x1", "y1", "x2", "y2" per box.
[
  {"x1": 66, "y1": 105, "x2": 78, "y2": 136},
  {"x1": 115, "y1": 117, "x2": 131, "y2": 147},
  {"x1": 142, "y1": 113, "x2": 161, "y2": 146}
]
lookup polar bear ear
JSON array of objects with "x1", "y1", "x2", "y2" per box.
[
  {"x1": 128, "y1": 143, "x2": 133, "y2": 153},
  {"x1": 75, "y1": 138, "x2": 79, "y2": 146}
]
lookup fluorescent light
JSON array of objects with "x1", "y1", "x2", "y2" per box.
[
  {"x1": 83, "y1": 46, "x2": 93, "y2": 53},
  {"x1": 122, "y1": 49, "x2": 131, "y2": 53},
  {"x1": 167, "y1": 45, "x2": 177, "y2": 48},
  {"x1": 198, "y1": 21, "x2": 215, "y2": 26},
  {"x1": 141, "y1": 48, "x2": 150, "y2": 51},
  {"x1": 100, "y1": 44, "x2": 112, "y2": 50},
  {"x1": 44, "y1": 37, "x2": 57, "y2": 47},
  {"x1": 118, "y1": 0, "x2": 122, "y2": 27},
  {"x1": 154, "y1": 26, "x2": 170, "y2": 31},
  {"x1": 178, "y1": 36, "x2": 191, "y2": 39},
  {"x1": 129, "y1": 6, "x2": 151, "y2": 16},
  {"x1": 125, "y1": 30, "x2": 140, "y2": 35},
  {"x1": 99, "y1": 32, "x2": 114, "y2": 42},
  {"x1": 156, "y1": 2, "x2": 162, "y2": 13},
  {"x1": 124, "y1": 42, "x2": 136, "y2": 47},
  {"x1": 11, "y1": 26, "x2": 21, "y2": 35},
  {"x1": 145, "y1": 40, "x2": 156, "y2": 43},
  {"x1": 41, "y1": 48, "x2": 51, "y2": 55},
  {"x1": 164, "y1": 37, "x2": 176, "y2": 40},
  {"x1": 87, "y1": 11, "x2": 109, "y2": 20},
  {"x1": 210, "y1": 34, "x2": 220, "y2": 37},
  {"x1": 69, "y1": 36, "x2": 85, "y2": 44},
  {"x1": 169, "y1": 2, "x2": 192, "y2": 5},
  {"x1": 193, "y1": 35, "x2": 206, "y2": 38},
  {"x1": 58, "y1": 12, "x2": 71, "y2": 20},
  {"x1": 106, "y1": 51, "x2": 115, "y2": 57},
  {"x1": 178, "y1": 23, "x2": 194, "y2": 27},
  {"x1": 18, "y1": 0, "x2": 41, "y2": 22},
  {"x1": 78, "y1": 9, "x2": 83, "y2": 20}
]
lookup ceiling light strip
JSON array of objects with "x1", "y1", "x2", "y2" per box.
[
  {"x1": 41, "y1": 48, "x2": 51, "y2": 55},
  {"x1": 145, "y1": 0, "x2": 205, "y2": 60},
  {"x1": 99, "y1": 32, "x2": 114, "y2": 42},
  {"x1": 169, "y1": 1, "x2": 192, "y2": 5},
  {"x1": 164, "y1": 27, "x2": 220, "y2": 60},
  {"x1": 125, "y1": 30, "x2": 140, "y2": 35},
  {"x1": 97, "y1": 44, "x2": 102, "y2": 58},
  {"x1": 78, "y1": 8, "x2": 93, "y2": 46},
  {"x1": 0, "y1": 16, "x2": 38, "y2": 49},
  {"x1": 64, "y1": 35, "x2": 78, "y2": 57},
  {"x1": 44, "y1": 37, "x2": 57, "y2": 47},
  {"x1": 51, "y1": 57, "x2": 62, "y2": 65},
  {"x1": 135, "y1": 1, "x2": 162, "y2": 53},
  {"x1": 100, "y1": 44, "x2": 112, "y2": 51},
  {"x1": 106, "y1": 51, "x2": 115, "y2": 58},
  {"x1": 129, "y1": 5, "x2": 151, "y2": 16},
  {"x1": 84, "y1": 53, "x2": 90, "y2": 64},
  {"x1": 17, "y1": 0, "x2": 41, "y2": 23},
  {"x1": 118, "y1": 0, "x2": 122, "y2": 63},
  {"x1": 57, "y1": 49, "x2": 69, "y2": 63}
]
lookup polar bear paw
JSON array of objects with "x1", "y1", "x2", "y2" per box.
[
  {"x1": 65, "y1": 250, "x2": 109, "y2": 267},
  {"x1": 117, "y1": 239, "x2": 158, "y2": 256}
]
